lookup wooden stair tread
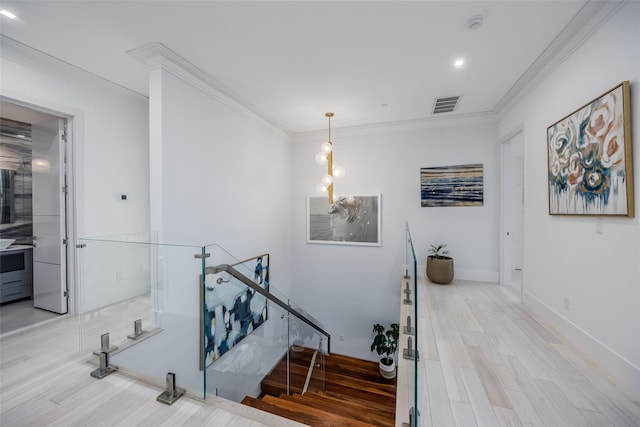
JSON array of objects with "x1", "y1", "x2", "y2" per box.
[
  {"x1": 242, "y1": 396, "x2": 336, "y2": 427},
  {"x1": 286, "y1": 393, "x2": 395, "y2": 427},
  {"x1": 242, "y1": 348, "x2": 397, "y2": 426},
  {"x1": 261, "y1": 394, "x2": 377, "y2": 427},
  {"x1": 322, "y1": 390, "x2": 396, "y2": 415}
]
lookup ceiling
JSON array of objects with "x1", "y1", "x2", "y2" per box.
[{"x1": 0, "y1": 1, "x2": 610, "y2": 134}]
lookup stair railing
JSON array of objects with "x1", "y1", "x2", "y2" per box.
[{"x1": 207, "y1": 263, "x2": 331, "y2": 354}]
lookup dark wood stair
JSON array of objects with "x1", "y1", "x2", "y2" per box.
[{"x1": 241, "y1": 347, "x2": 396, "y2": 426}]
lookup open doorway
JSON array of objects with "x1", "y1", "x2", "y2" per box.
[
  {"x1": 501, "y1": 131, "x2": 524, "y2": 296},
  {"x1": 0, "y1": 101, "x2": 71, "y2": 335}
]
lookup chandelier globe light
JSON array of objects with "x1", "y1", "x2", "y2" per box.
[{"x1": 315, "y1": 112, "x2": 345, "y2": 204}]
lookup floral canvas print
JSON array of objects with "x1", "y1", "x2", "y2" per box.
[{"x1": 547, "y1": 81, "x2": 634, "y2": 216}]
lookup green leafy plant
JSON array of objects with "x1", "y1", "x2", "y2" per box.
[
  {"x1": 370, "y1": 323, "x2": 400, "y2": 363},
  {"x1": 428, "y1": 244, "x2": 450, "y2": 259}
]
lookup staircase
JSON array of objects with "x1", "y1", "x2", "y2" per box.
[{"x1": 242, "y1": 347, "x2": 396, "y2": 427}]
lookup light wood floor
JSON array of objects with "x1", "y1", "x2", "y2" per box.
[
  {"x1": 416, "y1": 277, "x2": 640, "y2": 426},
  {"x1": 2, "y1": 279, "x2": 639, "y2": 426},
  {"x1": 0, "y1": 314, "x2": 305, "y2": 427},
  {"x1": 0, "y1": 298, "x2": 61, "y2": 336}
]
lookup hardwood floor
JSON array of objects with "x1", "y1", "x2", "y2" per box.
[
  {"x1": 417, "y1": 277, "x2": 640, "y2": 427},
  {"x1": 0, "y1": 315, "x2": 305, "y2": 427},
  {"x1": 1, "y1": 278, "x2": 639, "y2": 426},
  {"x1": 0, "y1": 298, "x2": 61, "y2": 336},
  {"x1": 242, "y1": 348, "x2": 396, "y2": 426}
]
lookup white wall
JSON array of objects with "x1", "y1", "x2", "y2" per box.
[
  {"x1": 145, "y1": 52, "x2": 294, "y2": 293},
  {"x1": 0, "y1": 37, "x2": 150, "y2": 239},
  {"x1": 116, "y1": 48, "x2": 295, "y2": 392},
  {"x1": 292, "y1": 120, "x2": 500, "y2": 360},
  {"x1": 498, "y1": 1, "x2": 640, "y2": 399},
  {"x1": 1, "y1": 37, "x2": 150, "y2": 314}
]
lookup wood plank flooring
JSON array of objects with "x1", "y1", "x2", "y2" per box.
[
  {"x1": 0, "y1": 315, "x2": 306, "y2": 427},
  {"x1": 242, "y1": 348, "x2": 396, "y2": 426},
  {"x1": 0, "y1": 298, "x2": 61, "y2": 335},
  {"x1": 2, "y1": 278, "x2": 639, "y2": 426},
  {"x1": 417, "y1": 278, "x2": 640, "y2": 427}
]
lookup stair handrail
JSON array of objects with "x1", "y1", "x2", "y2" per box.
[{"x1": 206, "y1": 263, "x2": 331, "y2": 354}]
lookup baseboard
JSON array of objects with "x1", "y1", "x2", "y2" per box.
[
  {"x1": 523, "y1": 291, "x2": 640, "y2": 401},
  {"x1": 417, "y1": 264, "x2": 499, "y2": 283},
  {"x1": 456, "y1": 268, "x2": 499, "y2": 283}
]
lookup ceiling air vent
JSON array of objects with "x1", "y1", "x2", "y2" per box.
[{"x1": 432, "y1": 95, "x2": 461, "y2": 114}]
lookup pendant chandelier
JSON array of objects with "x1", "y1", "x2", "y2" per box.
[{"x1": 315, "y1": 112, "x2": 345, "y2": 204}]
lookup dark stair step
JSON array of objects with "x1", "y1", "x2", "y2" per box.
[
  {"x1": 322, "y1": 390, "x2": 397, "y2": 417},
  {"x1": 285, "y1": 392, "x2": 395, "y2": 427},
  {"x1": 261, "y1": 394, "x2": 378, "y2": 427},
  {"x1": 244, "y1": 348, "x2": 397, "y2": 426},
  {"x1": 242, "y1": 395, "x2": 333, "y2": 427},
  {"x1": 323, "y1": 370, "x2": 397, "y2": 397}
]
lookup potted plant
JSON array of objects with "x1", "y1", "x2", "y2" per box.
[
  {"x1": 370, "y1": 323, "x2": 400, "y2": 379},
  {"x1": 427, "y1": 244, "x2": 454, "y2": 284}
]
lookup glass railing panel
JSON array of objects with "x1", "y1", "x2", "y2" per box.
[
  {"x1": 405, "y1": 222, "x2": 419, "y2": 427},
  {"x1": 201, "y1": 252, "x2": 329, "y2": 401},
  {"x1": 78, "y1": 238, "x2": 206, "y2": 396},
  {"x1": 289, "y1": 311, "x2": 326, "y2": 394},
  {"x1": 78, "y1": 236, "x2": 156, "y2": 355},
  {"x1": 202, "y1": 248, "x2": 290, "y2": 401},
  {"x1": 269, "y1": 286, "x2": 326, "y2": 333},
  {"x1": 110, "y1": 242, "x2": 205, "y2": 393},
  {"x1": 78, "y1": 239, "x2": 330, "y2": 405}
]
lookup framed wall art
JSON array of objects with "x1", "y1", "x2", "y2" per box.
[
  {"x1": 200, "y1": 254, "x2": 269, "y2": 368},
  {"x1": 420, "y1": 164, "x2": 484, "y2": 207},
  {"x1": 547, "y1": 81, "x2": 634, "y2": 216},
  {"x1": 307, "y1": 194, "x2": 381, "y2": 246}
]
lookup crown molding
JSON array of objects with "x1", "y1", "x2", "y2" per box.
[
  {"x1": 0, "y1": 35, "x2": 146, "y2": 100},
  {"x1": 293, "y1": 110, "x2": 499, "y2": 141},
  {"x1": 128, "y1": 42, "x2": 292, "y2": 138},
  {"x1": 493, "y1": 0, "x2": 627, "y2": 116}
]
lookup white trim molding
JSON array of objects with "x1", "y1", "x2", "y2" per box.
[
  {"x1": 523, "y1": 290, "x2": 640, "y2": 401},
  {"x1": 128, "y1": 42, "x2": 291, "y2": 138}
]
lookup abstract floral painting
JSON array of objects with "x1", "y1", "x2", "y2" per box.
[
  {"x1": 201, "y1": 254, "x2": 269, "y2": 368},
  {"x1": 420, "y1": 164, "x2": 484, "y2": 207},
  {"x1": 547, "y1": 81, "x2": 633, "y2": 216}
]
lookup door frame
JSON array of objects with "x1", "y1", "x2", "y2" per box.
[
  {"x1": 500, "y1": 127, "x2": 525, "y2": 299},
  {"x1": 1, "y1": 93, "x2": 80, "y2": 315}
]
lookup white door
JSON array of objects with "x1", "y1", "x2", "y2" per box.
[
  {"x1": 501, "y1": 132, "x2": 524, "y2": 294},
  {"x1": 32, "y1": 117, "x2": 67, "y2": 313}
]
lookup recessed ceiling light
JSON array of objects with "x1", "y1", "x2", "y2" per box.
[
  {"x1": 0, "y1": 9, "x2": 17, "y2": 19},
  {"x1": 454, "y1": 58, "x2": 465, "y2": 68}
]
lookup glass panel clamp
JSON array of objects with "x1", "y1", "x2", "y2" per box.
[
  {"x1": 402, "y1": 407, "x2": 420, "y2": 427},
  {"x1": 92, "y1": 332, "x2": 118, "y2": 356},
  {"x1": 404, "y1": 280, "x2": 412, "y2": 295},
  {"x1": 156, "y1": 372, "x2": 186, "y2": 405},
  {"x1": 90, "y1": 351, "x2": 118, "y2": 379},
  {"x1": 403, "y1": 292, "x2": 413, "y2": 305},
  {"x1": 403, "y1": 336, "x2": 420, "y2": 361},
  {"x1": 403, "y1": 315, "x2": 415, "y2": 335},
  {"x1": 127, "y1": 319, "x2": 148, "y2": 340}
]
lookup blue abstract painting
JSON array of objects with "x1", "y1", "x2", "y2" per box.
[
  {"x1": 547, "y1": 82, "x2": 633, "y2": 216},
  {"x1": 202, "y1": 254, "x2": 269, "y2": 368},
  {"x1": 421, "y1": 164, "x2": 484, "y2": 207}
]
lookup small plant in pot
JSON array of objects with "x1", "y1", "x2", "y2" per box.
[
  {"x1": 427, "y1": 243, "x2": 454, "y2": 284},
  {"x1": 370, "y1": 323, "x2": 400, "y2": 379}
]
